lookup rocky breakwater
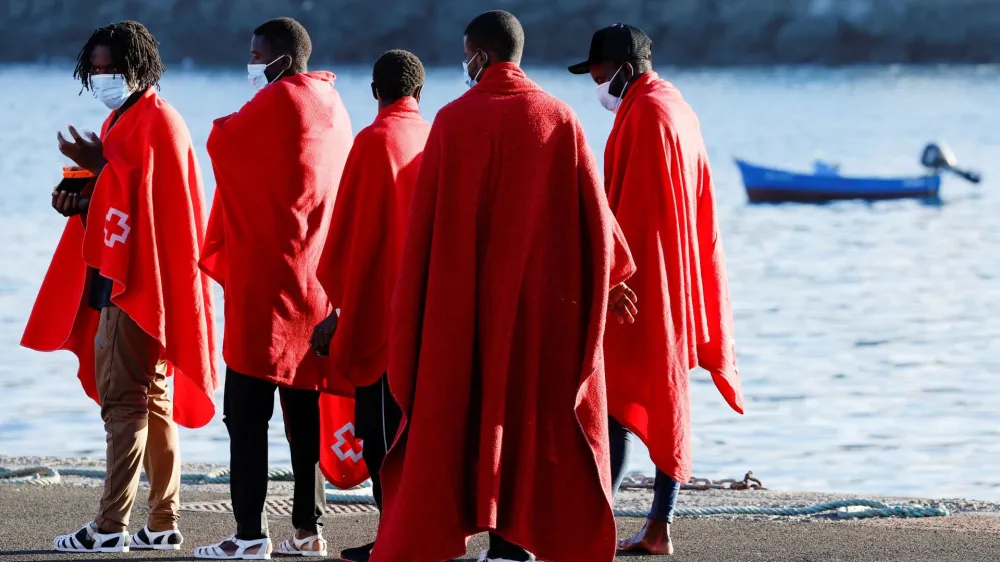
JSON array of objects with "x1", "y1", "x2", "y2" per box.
[{"x1": 0, "y1": 0, "x2": 997, "y2": 66}]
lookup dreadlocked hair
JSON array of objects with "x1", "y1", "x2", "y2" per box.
[{"x1": 74, "y1": 21, "x2": 165, "y2": 92}]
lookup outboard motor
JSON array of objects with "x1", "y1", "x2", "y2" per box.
[{"x1": 921, "y1": 142, "x2": 982, "y2": 184}]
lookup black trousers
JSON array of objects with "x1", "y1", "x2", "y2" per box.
[
  {"x1": 353, "y1": 374, "x2": 402, "y2": 511},
  {"x1": 223, "y1": 368, "x2": 325, "y2": 539},
  {"x1": 360, "y1": 375, "x2": 531, "y2": 561}
]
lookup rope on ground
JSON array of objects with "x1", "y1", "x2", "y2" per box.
[
  {"x1": 614, "y1": 499, "x2": 949, "y2": 519},
  {"x1": 325, "y1": 485, "x2": 376, "y2": 505},
  {"x1": 0, "y1": 466, "x2": 949, "y2": 520},
  {"x1": 0, "y1": 466, "x2": 296, "y2": 486},
  {"x1": 323, "y1": 490, "x2": 948, "y2": 519}
]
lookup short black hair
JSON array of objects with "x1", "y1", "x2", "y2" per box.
[
  {"x1": 373, "y1": 50, "x2": 425, "y2": 101},
  {"x1": 623, "y1": 58, "x2": 653, "y2": 74},
  {"x1": 464, "y1": 10, "x2": 525, "y2": 64},
  {"x1": 73, "y1": 21, "x2": 165, "y2": 92},
  {"x1": 253, "y1": 17, "x2": 312, "y2": 70}
]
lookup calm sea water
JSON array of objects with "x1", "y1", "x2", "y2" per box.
[{"x1": 1, "y1": 64, "x2": 998, "y2": 500}]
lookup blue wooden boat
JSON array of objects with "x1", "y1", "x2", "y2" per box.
[{"x1": 736, "y1": 143, "x2": 980, "y2": 204}]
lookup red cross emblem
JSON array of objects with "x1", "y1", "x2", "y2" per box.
[
  {"x1": 103, "y1": 207, "x2": 131, "y2": 248},
  {"x1": 331, "y1": 422, "x2": 364, "y2": 463}
]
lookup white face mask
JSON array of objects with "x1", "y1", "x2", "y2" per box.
[
  {"x1": 463, "y1": 51, "x2": 486, "y2": 89},
  {"x1": 247, "y1": 55, "x2": 289, "y2": 92},
  {"x1": 596, "y1": 66, "x2": 625, "y2": 113},
  {"x1": 91, "y1": 75, "x2": 134, "y2": 110}
]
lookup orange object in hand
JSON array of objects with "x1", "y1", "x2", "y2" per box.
[
  {"x1": 57, "y1": 166, "x2": 96, "y2": 194},
  {"x1": 62, "y1": 166, "x2": 96, "y2": 179}
]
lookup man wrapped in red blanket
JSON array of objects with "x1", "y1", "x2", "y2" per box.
[
  {"x1": 22, "y1": 21, "x2": 217, "y2": 554},
  {"x1": 570, "y1": 23, "x2": 745, "y2": 556},
  {"x1": 310, "y1": 49, "x2": 431, "y2": 562},
  {"x1": 195, "y1": 18, "x2": 352, "y2": 560},
  {"x1": 370, "y1": 11, "x2": 638, "y2": 562}
]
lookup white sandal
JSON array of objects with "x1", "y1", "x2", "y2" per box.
[
  {"x1": 276, "y1": 533, "x2": 328, "y2": 557},
  {"x1": 130, "y1": 525, "x2": 183, "y2": 550},
  {"x1": 53, "y1": 522, "x2": 129, "y2": 553},
  {"x1": 194, "y1": 534, "x2": 272, "y2": 560}
]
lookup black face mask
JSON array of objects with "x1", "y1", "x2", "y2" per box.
[
  {"x1": 608, "y1": 64, "x2": 632, "y2": 98},
  {"x1": 262, "y1": 54, "x2": 292, "y2": 85}
]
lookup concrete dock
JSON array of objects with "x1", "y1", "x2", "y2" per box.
[
  {"x1": 2, "y1": 456, "x2": 1000, "y2": 561},
  {"x1": 3, "y1": 486, "x2": 1000, "y2": 561}
]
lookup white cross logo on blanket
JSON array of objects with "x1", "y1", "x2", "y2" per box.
[
  {"x1": 104, "y1": 208, "x2": 131, "y2": 247},
  {"x1": 331, "y1": 422, "x2": 364, "y2": 463}
]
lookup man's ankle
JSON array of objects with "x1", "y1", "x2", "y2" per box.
[{"x1": 294, "y1": 528, "x2": 321, "y2": 539}]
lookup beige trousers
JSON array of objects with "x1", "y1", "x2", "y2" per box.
[{"x1": 93, "y1": 306, "x2": 180, "y2": 533}]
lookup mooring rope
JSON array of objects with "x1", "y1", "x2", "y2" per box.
[
  {"x1": 0, "y1": 465, "x2": 295, "y2": 485},
  {"x1": 0, "y1": 466, "x2": 949, "y2": 519}
]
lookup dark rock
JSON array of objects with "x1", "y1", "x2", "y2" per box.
[
  {"x1": 773, "y1": 16, "x2": 841, "y2": 64},
  {"x1": 0, "y1": 0, "x2": 997, "y2": 66}
]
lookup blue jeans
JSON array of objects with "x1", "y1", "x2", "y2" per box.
[{"x1": 609, "y1": 416, "x2": 681, "y2": 523}]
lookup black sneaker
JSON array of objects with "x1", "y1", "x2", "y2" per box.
[{"x1": 339, "y1": 541, "x2": 375, "y2": 562}]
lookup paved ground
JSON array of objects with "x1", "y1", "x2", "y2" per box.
[{"x1": 2, "y1": 486, "x2": 1000, "y2": 561}]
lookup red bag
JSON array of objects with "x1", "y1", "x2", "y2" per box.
[{"x1": 318, "y1": 393, "x2": 368, "y2": 489}]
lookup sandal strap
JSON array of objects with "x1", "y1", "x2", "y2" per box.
[
  {"x1": 56, "y1": 534, "x2": 89, "y2": 551},
  {"x1": 279, "y1": 534, "x2": 323, "y2": 553},
  {"x1": 54, "y1": 522, "x2": 130, "y2": 553},
  {"x1": 139, "y1": 526, "x2": 181, "y2": 545},
  {"x1": 196, "y1": 534, "x2": 270, "y2": 558},
  {"x1": 235, "y1": 536, "x2": 270, "y2": 556},
  {"x1": 292, "y1": 534, "x2": 322, "y2": 549}
]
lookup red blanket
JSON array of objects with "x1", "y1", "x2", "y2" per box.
[
  {"x1": 200, "y1": 71, "x2": 353, "y2": 392},
  {"x1": 315, "y1": 98, "x2": 430, "y2": 490},
  {"x1": 371, "y1": 63, "x2": 634, "y2": 562},
  {"x1": 317, "y1": 96, "x2": 430, "y2": 388},
  {"x1": 603, "y1": 73, "x2": 744, "y2": 485},
  {"x1": 21, "y1": 89, "x2": 218, "y2": 428}
]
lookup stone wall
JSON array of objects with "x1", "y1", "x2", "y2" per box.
[{"x1": 0, "y1": 0, "x2": 997, "y2": 66}]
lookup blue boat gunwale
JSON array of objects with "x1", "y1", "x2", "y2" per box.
[{"x1": 734, "y1": 158, "x2": 941, "y2": 195}]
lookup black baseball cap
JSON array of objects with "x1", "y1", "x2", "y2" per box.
[{"x1": 568, "y1": 23, "x2": 652, "y2": 75}]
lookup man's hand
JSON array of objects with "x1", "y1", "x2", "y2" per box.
[
  {"x1": 57, "y1": 125, "x2": 106, "y2": 175},
  {"x1": 609, "y1": 282, "x2": 638, "y2": 324},
  {"x1": 51, "y1": 190, "x2": 90, "y2": 217},
  {"x1": 310, "y1": 311, "x2": 339, "y2": 356}
]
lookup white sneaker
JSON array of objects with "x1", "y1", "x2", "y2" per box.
[
  {"x1": 130, "y1": 525, "x2": 184, "y2": 550},
  {"x1": 53, "y1": 522, "x2": 129, "y2": 553}
]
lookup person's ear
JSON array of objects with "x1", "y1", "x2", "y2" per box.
[
  {"x1": 371, "y1": 82, "x2": 379, "y2": 101},
  {"x1": 413, "y1": 85, "x2": 423, "y2": 103},
  {"x1": 623, "y1": 62, "x2": 635, "y2": 83}
]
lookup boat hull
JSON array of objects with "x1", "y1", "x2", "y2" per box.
[{"x1": 736, "y1": 159, "x2": 941, "y2": 203}]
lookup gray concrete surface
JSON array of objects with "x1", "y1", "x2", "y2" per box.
[{"x1": 2, "y1": 486, "x2": 1000, "y2": 561}]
